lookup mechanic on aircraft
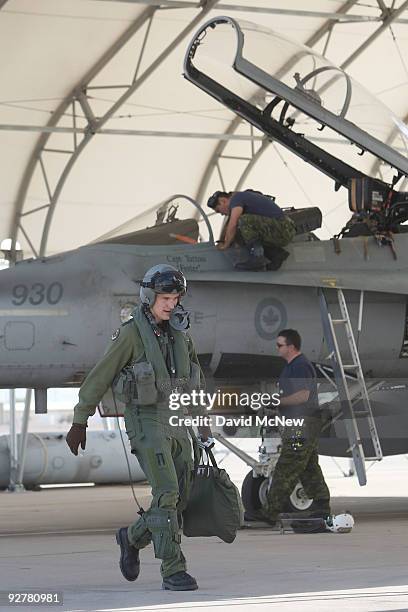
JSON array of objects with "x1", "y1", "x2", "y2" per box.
[
  {"x1": 207, "y1": 189, "x2": 296, "y2": 271},
  {"x1": 66, "y1": 264, "x2": 213, "y2": 591}
]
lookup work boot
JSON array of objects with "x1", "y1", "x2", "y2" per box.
[
  {"x1": 116, "y1": 527, "x2": 140, "y2": 581},
  {"x1": 264, "y1": 246, "x2": 290, "y2": 271},
  {"x1": 244, "y1": 509, "x2": 276, "y2": 526},
  {"x1": 279, "y1": 507, "x2": 329, "y2": 520},
  {"x1": 244, "y1": 510, "x2": 276, "y2": 527},
  {"x1": 309, "y1": 499, "x2": 331, "y2": 520},
  {"x1": 290, "y1": 518, "x2": 327, "y2": 534},
  {"x1": 235, "y1": 240, "x2": 266, "y2": 271},
  {"x1": 243, "y1": 509, "x2": 266, "y2": 522},
  {"x1": 309, "y1": 510, "x2": 330, "y2": 520},
  {"x1": 162, "y1": 570, "x2": 198, "y2": 591}
]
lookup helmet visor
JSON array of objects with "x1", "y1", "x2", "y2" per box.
[{"x1": 147, "y1": 270, "x2": 187, "y2": 295}]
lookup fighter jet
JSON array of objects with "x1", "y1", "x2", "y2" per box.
[
  {"x1": 182, "y1": 16, "x2": 408, "y2": 482},
  {"x1": 1, "y1": 18, "x2": 408, "y2": 496}
]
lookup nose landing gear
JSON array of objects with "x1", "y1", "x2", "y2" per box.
[{"x1": 241, "y1": 470, "x2": 313, "y2": 516}]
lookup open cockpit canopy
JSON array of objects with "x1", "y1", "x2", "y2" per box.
[{"x1": 184, "y1": 17, "x2": 408, "y2": 188}]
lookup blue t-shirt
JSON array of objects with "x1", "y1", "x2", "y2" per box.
[
  {"x1": 278, "y1": 354, "x2": 318, "y2": 418},
  {"x1": 229, "y1": 190, "x2": 284, "y2": 219}
]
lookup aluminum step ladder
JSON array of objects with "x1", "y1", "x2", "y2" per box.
[{"x1": 318, "y1": 288, "x2": 383, "y2": 485}]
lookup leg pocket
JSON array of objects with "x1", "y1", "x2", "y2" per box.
[
  {"x1": 146, "y1": 508, "x2": 180, "y2": 560},
  {"x1": 124, "y1": 410, "x2": 145, "y2": 451},
  {"x1": 124, "y1": 411, "x2": 136, "y2": 440}
]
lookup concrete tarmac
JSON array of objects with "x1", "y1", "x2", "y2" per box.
[{"x1": 0, "y1": 451, "x2": 407, "y2": 612}]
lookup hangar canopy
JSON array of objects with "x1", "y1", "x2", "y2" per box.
[{"x1": 1, "y1": 0, "x2": 408, "y2": 258}]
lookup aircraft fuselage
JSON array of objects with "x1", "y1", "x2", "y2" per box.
[{"x1": 1, "y1": 237, "x2": 407, "y2": 388}]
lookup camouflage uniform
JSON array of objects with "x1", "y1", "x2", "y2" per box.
[
  {"x1": 238, "y1": 213, "x2": 296, "y2": 249},
  {"x1": 73, "y1": 306, "x2": 203, "y2": 579},
  {"x1": 263, "y1": 415, "x2": 331, "y2": 521}
]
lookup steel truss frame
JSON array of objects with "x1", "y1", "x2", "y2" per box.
[
  {"x1": 88, "y1": 0, "x2": 408, "y2": 25},
  {"x1": 9, "y1": 0, "x2": 219, "y2": 259}
]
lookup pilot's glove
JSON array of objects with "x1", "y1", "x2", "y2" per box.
[
  {"x1": 197, "y1": 434, "x2": 215, "y2": 450},
  {"x1": 66, "y1": 423, "x2": 87, "y2": 456}
]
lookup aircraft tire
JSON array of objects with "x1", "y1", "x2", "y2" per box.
[
  {"x1": 241, "y1": 471, "x2": 314, "y2": 514},
  {"x1": 286, "y1": 481, "x2": 314, "y2": 513},
  {"x1": 241, "y1": 471, "x2": 267, "y2": 512}
]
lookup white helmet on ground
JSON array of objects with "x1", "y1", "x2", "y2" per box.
[
  {"x1": 325, "y1": 513, "x2": 355, "y2": 533},
  {"x1": 139, "y1": 264, "x2": 187, "y2": 306}
]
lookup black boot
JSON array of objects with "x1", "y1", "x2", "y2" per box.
[
  {"x1": 244, "y1": 509, "x2": 276, "y2": 526},
  {"x1": 244, "y1": 509, "x2": 266, "y2": 522},
  {"x1": 235, "y1": 240, "x2": 266, "y2": 271},
  {"x1": 162, "y1": 570, "x2": 198, "y2": 591},
  {"x1": 290, "y1": 518, "x2": 328, "y2": 534},
  {"x1": 116, "y1": 527, "x2": 140, "y2": 581},
  {"x1": 309, "y1": 499, "x2": 331, "y2": 520},
  {"x1": 263, "y1": 246, "x2": 290, "y2": 271}
]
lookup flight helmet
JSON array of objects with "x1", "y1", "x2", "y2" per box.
[
  {"x1": 325, "y1": 513, "x2": 354, "y2": 533},
  {"x1": 140, "y1": 264, "x2": 187, "y2": 306}
]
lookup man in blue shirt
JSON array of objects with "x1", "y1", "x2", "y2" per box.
[
  {"x1": 263, "y1": 328, "x2": 331, "y2": 525},
  {"x1": 207, "y1": 189, "x2": 296, "y2": 271}
]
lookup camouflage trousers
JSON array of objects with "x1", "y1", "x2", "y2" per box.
[
  {"x1": 238, "y1": 214, "x2": 296, "y2": 248},
  {"x1": 263, "y1": 416, "x2": 330, "y2": 522}
]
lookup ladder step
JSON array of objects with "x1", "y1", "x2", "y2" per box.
[{"x1": 319, "y1": 287, "x2": 384, "y2": 476}]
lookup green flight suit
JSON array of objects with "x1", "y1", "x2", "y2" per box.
[{"x1": 73, "y1": 306, "x2": 203, "y2": 578}]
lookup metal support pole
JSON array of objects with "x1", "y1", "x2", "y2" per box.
[
  {"x1": 8, "y1": 389, "x2": 18, "y2": 491},
  {"x1": 16, "y1": 389, "x2": 32, "y2": 489}
]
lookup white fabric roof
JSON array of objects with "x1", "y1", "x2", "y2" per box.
[{"x1": 1, "y1": 0, "x2": 408, "y2": 256}]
